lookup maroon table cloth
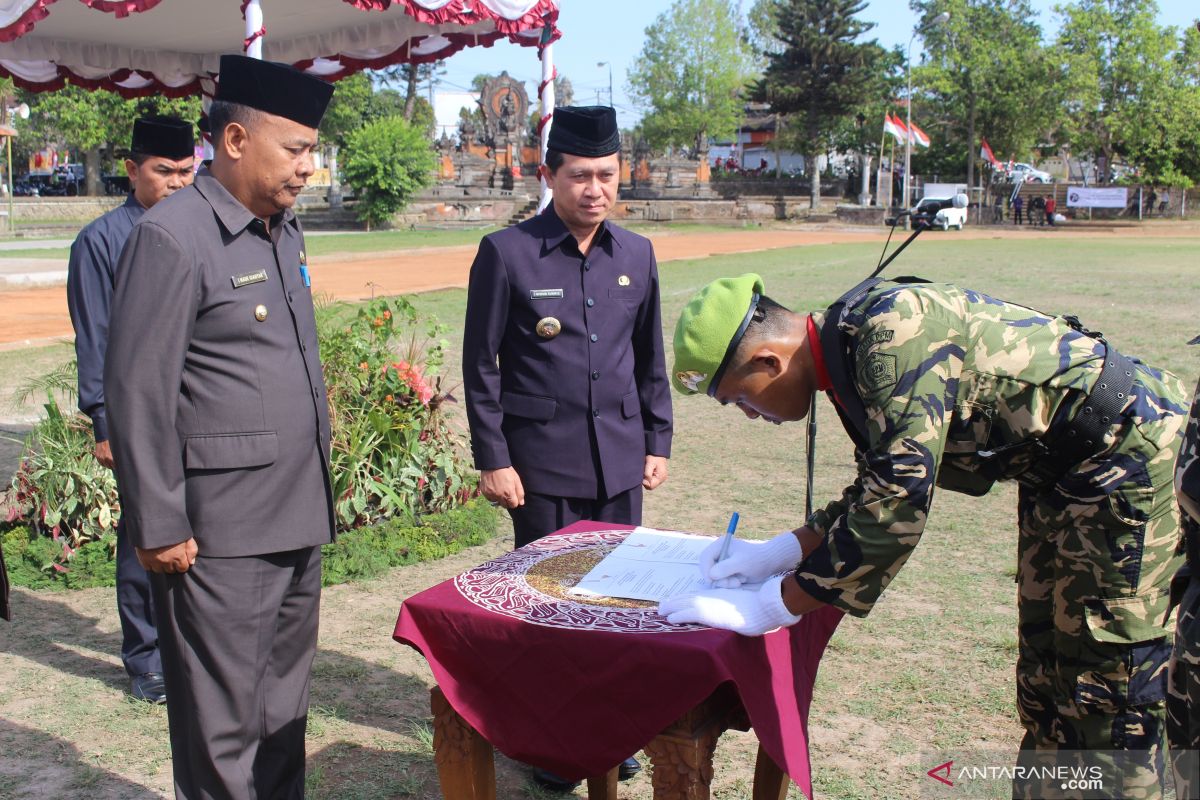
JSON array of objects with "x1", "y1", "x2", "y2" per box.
[{"x1": 392, "y1": 521, "x2": 843, "y2": 797}]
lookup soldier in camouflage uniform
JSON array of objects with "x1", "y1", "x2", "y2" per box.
[
  {"x1": 1169, "y1": 370, "x2": 1200, "y2": 799},
  {"x1": 660, "y1": 274, "x2": 1188, "y2": 799}
]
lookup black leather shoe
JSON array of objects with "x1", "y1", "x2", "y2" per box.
[
  {"x1": 531, "y1": 767, "x2": 580, "y2": 792},
  {"x1": 130, "y1": 672, "x2": 166, "y2": 704},
  {"x1": 618, "y1": 756, "x2": 641, "y2": 781}
]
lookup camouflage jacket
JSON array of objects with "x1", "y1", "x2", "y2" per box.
[
  {"x1": 1177, "y1": 374, "x2": 1200, "y2": 530},
  {"x1": 796, "y1": 282, "x2": 1186, "y2": 616}
]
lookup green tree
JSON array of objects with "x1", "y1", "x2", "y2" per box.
[
  {"x1": 829, "y1": 47, "x2": 905, "y2": 199},
  {"x1": 22, "y1": 84, "x2": 198, "y2": 195},
  {"x1": 910, "y1": 0, "x2": 1057, "y2": 188},
  {"x1": 628, "y1": 0, "x2": 755, "y2": 151},
  {"x1": 1054, "y1": 0, "x2": 1193, "y2": 185},
  {"x1": 320, "y1": 73, "x2": 375, "y2": 150},
  {"x1": 1163, "y1": 22, "x2": 1200, "y2": 186},
  {"x1": 745, "y1": 0, "x2": 785, "y2": 61},
  {"x1": 340, "y1": 115, "x2": 436, "y2": 229},
  {"x1": 754, "y1": 0, "x2": 889, "y2": 206},
  {"x1": 383, "y1": 62, "x2": 445, "y2": 121}
]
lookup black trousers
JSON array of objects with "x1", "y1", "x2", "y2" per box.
[
  {"x1": 509, "y1": 486, "x2": 643, "y2": 548},
  {"x1": 151, "y1": 546, "x2": 321, "y2": 800},
  {"x1": 115, "y1": 514, "x2": 160, "y2": 676}
]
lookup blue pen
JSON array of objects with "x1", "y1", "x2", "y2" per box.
[
  {"x1": 708, "y1": 511, "x2": 740, "y2": 588},
  {"x1": 299, "y1": 263, "x2": 311, "y2": 288}
]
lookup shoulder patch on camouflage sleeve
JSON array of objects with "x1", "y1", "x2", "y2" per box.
[
  {"x1": 860, "y1": 352, "x2": 898, "y2": 392},
  {"x1": 855, "y1": 328, "x2": 894, "y2": 362}
]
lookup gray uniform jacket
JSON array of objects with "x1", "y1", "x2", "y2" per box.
[
  {"x1": 104, "y1": 169, "x2": 335, "y2": 557},
  {"x1": 66, "y1": 194, "x2": 145, "y2": 442}
]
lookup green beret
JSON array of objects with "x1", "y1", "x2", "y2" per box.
[{"x1": 671, "y1": 273, "x2": 764, "y2": 396}]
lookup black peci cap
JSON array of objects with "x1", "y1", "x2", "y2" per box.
[
  {"x1": 547, "y1": 106, "x2": 621, "y2": 158},
  {"x1": 130, "y1": 116, "x2": 195, "y2": 160},
  {"x1": 215, "y1": 54, "x2": 333, "y2": 129}
]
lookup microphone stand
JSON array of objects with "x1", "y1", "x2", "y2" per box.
[{"x1": 871, "y1": 217, "x2": 930, "y2": 279}]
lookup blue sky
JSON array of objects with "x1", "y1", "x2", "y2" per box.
[{"x1": 439, "y1": 0, "x2": 1199, "y2": 130}]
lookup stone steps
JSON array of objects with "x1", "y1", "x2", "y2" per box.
[{"x1": 505, "y1": 198, "x2": 539, "y2": 227}]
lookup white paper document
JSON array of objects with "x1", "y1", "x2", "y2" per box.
[{"x1": 568, "y1": 527, "x2": 716, "y2": 603}]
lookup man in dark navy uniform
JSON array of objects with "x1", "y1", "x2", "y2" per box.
[
  {"x1": 66, "y1": 115, "x2": 195, "y2": 704},
  {"x1": 462, "y1": 105, "x2": 673, "y2": 788},
  {"x1": 105, "y1": 56, "x2": 334, "y2": 799},
  {"x1": 463, "y1": 105, "x2": 673, "y2": 544}
]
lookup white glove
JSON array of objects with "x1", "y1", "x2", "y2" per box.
[
  {"x1": 699, "y1": 531, "x2": 803, "y2": 589},
  {"x1": 657, "y1": 575, "x2": 803, "y2": 636}
]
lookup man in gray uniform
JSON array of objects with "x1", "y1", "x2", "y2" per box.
[
  {"x1": 104, "y1": 56, "x2": 334, "y2": 799},
  {"x1": 66, "y1": 115, "x2": 195, "y2": 704}
]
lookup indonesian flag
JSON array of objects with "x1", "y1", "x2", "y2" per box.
[
  {"x1": 909, "y1": 120, "x2": 931, "y2": 148},
  {"x1": 883, "y1": 112, "x2": 908, "y2": 145},
  {"x1": 979, "y1": 138, "x2": 999, "y2": 168}
]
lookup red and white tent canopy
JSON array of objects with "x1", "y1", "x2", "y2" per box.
[{"x1": 0, "y1": 0, "x2": 560, "y2": 97}]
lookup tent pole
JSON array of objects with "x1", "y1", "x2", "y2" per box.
[
  {"x1": 537, "y1": 39, "x2": 554, "y2": 212},
  {"x1": 245, "y1": 0, "x2": 264, "y2": 59}
]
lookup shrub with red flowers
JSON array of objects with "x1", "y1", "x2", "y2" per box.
[
  {"x1": 1, "y1": 296, "x2": 480, "y2": 582},
  {"x1": 316, "y1": 297, "x2": 477, "y2": 530}
]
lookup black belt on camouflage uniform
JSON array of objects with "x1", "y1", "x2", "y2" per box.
[{"x1": 1017, "y1": 324, "x2": 1138, "y2": 492}]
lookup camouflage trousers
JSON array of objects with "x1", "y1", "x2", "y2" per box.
[
  {"x1": 1015, "y1": 376, "x2": 1185, "y2": 800},
  {"x1": 1167, "y1": 555, "x2": 1200, "y2": 799}
]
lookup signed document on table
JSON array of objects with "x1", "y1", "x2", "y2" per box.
[{"x1": 567, "y1": 527, "x2": 761, "y2": 603}]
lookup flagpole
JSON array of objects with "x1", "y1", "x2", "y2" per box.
[
  {"x1": 879, "y1": 114, "x2": 888, "y2": 206},
  {"x1": 889, "y1": 137, "x2": 895, "y2": 210}
]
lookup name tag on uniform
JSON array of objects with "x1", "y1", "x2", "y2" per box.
[
  {"x1": 231, "y1": 269, "x2": 268, "y2": 288},
  {"x1": 530, "y1": 288, "x2": 564, "y2": 300}
]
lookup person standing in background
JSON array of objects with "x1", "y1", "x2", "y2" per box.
[{"x1": 66, "y1": 115, "x2": 195, "y2": 704}]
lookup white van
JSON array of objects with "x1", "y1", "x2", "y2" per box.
[{"x1": 912, "y1": 196, "x2": 967, "y2": 231}]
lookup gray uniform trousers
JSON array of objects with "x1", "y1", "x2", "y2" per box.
[{"x1": 151, "y1": 545, "x2": 321, "y2": 800}]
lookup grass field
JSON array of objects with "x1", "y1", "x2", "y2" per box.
[
  {"x1": 0, "y1": 221, "x2": 760, "y2": 262},
  {"x1": 1, "y1": 230, "x2": 1197, "y2": 798},
  {"x1": 0, "y1": 228, "x2": 507, "y2": 262}
]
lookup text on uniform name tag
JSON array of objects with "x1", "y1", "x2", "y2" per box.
[
  {"x1": 530, "y1": 288, "x2": 564, "y2": 299},
  {"x1": 232, "y1": 269, "x2": 269, "y2": 288}
]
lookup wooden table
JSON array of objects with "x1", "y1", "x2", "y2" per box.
[
  {"x1": 394, "y1": 523, "x2": 842, "y2": 799},
  {"x1": 430, "y1": 683, "x2": 790, "y2": 800}
]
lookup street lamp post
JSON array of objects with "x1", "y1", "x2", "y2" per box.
[
  {"x1": 904, "y1": 11, "x2": 950, "y2": 227},
  {"x1": 597, "y1": 61, "x2": 613, "y2": 107}
]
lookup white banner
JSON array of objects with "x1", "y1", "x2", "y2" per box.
[{"x1": 1066, "y1": 187, "x2": 1127, "y2": 208}]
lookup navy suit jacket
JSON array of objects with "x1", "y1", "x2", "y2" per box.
[
  {"x1": 66, "y1": 194, "x2": 145, "y2": 443},
  {"x1": 462, "y1": 206, "x2": 673, "y2": 499}
]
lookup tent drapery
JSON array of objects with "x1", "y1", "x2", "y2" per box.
[{"x1": 0, "y1": 0, "x2": 560, "y2": 97}]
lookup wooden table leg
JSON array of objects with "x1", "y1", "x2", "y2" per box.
[
  {"x1": 586, "y1": 766, "x2": 620, "y2": 799},
  {"x1": 752, "y1": 744, "x2": 790, "y2": 800},
  {"x1": 430, "y1": 686, "x2": 496, "y2": 800},
  {"x1": 643, "y1": 721, "x2": 721, "y2": 800}
]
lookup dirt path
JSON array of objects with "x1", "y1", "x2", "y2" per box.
[{"x1": 1, "y1": 222, "x2": 1197, "y2": 348}]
